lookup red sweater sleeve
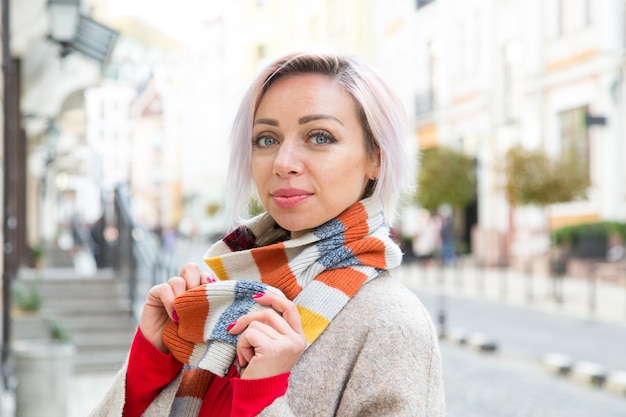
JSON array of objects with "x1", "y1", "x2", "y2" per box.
[
  {"x1": 123, "y1": 327, "x2": 183, "y2": 417},
  {"x1": 229, "y1": 372, "x2": 289, "y2": 417}
]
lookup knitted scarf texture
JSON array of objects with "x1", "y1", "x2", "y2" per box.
[{"x1": 161, "y1": 197, "x2": 402, "y2": 416}]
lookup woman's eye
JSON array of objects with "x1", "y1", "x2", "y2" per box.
[
  {"x1": 254, "y1": 136, "x2": 277, "y2": 147},
  {"x1": 309, "y1": 131, "x2": 335, "y2": 145}
]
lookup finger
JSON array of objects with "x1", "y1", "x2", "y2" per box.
[
  {"x1": 200, "y1": 272, "x2": 217, "y2": 284},
  {"x1": 228, "y1": 308, "x2": 293, "y2": 336},
  {"x1": 167, "y1": 276, "x2": 189, "y2": 296},
  {"x1": 236, "y1": 324, "x2": 279, "y2": 367},
  {"x1": 142, "y1": 282, "x2": 177, "y2": 321},
  {"x1": 179, "y1": 263, "x2": 203, "y2": 288},
  {"x1": 250, "y1": 292, "x2": 305, "y2": 334}
]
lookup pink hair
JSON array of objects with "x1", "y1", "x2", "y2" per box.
[{"x1": 225, "y1": 51, "x2": 413, "y2": 228}]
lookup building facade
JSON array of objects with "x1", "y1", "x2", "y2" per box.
[{"x1": 399, "y1": 0, "x2": 626, "y2": 265}]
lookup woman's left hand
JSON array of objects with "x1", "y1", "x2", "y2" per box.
[{"x1": 227, "y1": 292, "x2": 307, "y2": 380}]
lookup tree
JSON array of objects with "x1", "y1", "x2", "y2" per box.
[
  {"x1": 415, "y1": 146, "x2": 477, "y2": 212},
  {"x1": 504, "y1": 145, "x2": 589, "y2": 207},
  {"x1": 503, "y1": 144, "x2": 590, "y2": 262}
]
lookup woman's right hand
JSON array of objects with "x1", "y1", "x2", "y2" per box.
[{"x1": 139, "y1": 263, "x2": 214, "y2": 353}]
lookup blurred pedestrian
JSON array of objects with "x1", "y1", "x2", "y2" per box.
[
  {"x1": 89, "y1": 51, "x2": 444, "y2": 417},
  {"x1": 439, "y1": 205, "x2": 456, "y2": 266},
  {"x1": 412, "y1": 209, "x2": 442, "y2": 265}
]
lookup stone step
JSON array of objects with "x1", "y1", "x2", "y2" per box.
[
  {"x1": 42, "y1": 298, "x2": 132, "y2": 314},
  {"x1": 54, "y1": 313, "x2": 136, "y2": 331},
  {"x1": 71, "y1": 330, "x2": 135, "y2": 348},
  {"x1": 40, "y1": 282, "x2": 128, "y2": 297},
  {"x1": 12, "y1": 269, "x2": 137, "y2": 375}
]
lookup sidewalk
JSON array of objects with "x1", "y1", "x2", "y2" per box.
[
  {"x1": 69, "y1": 371, "x2": 118, "y2": 417},
  {"x1": 396, "y1": 260, "x2": 626, "y2": 325},
  {"x1": 66, "y1": 261, "x2": 626, "y2": 416}
]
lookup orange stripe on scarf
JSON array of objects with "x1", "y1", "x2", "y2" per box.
[
  {"x1": 315, "y1": 268, "x2": 368, "y2": 298},
  {"x1": 252, "y1": 244, "x2": 302, "y2": 300}
]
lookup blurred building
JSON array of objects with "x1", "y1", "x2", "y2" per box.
[
  {"x1": 86, "y1": 0, "x2": 386, "y2": 239},
  {"x1": 396, "y1": 0, "x2": 626, "y2": 266},
  {"x1": 1, "y1": 0, "x2": 118, "y2": 402}
]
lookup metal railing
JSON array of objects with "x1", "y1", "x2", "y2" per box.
[{"x1": 112, "y1": 184, "x2": 179, "y2": 322}]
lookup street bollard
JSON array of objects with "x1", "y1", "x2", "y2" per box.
[
  {"x1": 587, "y1": 260, "x2": 596, "y2": 319},
  {"x1": 12, "y1": 340, "x2": 75, "y2": 417}
]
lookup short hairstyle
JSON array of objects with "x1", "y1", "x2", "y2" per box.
[{"x1": 225, "y1": 51, "x2": 413, "y2": 228}]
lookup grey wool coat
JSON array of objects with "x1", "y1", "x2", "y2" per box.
[{"x1": 89, "y1": 272, "x2": 445, "y2": 416}]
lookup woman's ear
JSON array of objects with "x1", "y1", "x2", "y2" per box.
[{"x1": 368, "y1": 149, "x2": 381, "y2": 180}]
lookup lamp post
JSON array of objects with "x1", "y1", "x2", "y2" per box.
[{"x1": 47, "y1": 0, "x2": 80, "y2": 58}]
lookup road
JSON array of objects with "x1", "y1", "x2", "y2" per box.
[
  {"x1": 440, "y1": 342, "x2": 625, "y2": 417},
  {"x1": 416, "y1": 290, "x2": 626, "y2": 416}
]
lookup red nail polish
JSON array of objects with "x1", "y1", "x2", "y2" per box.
[
  {"x1": 172, "y1": 310, "x2": 179, "y2": 324},
  {"x1": 226, "y1": 321, "x2": 236, "y2": 332},
  {"x1": 252, "y1": 292, "x2": 264, "y2": 299},
  {"x1": 205, "y1": 276, "x2": 216, "y2": 283}
]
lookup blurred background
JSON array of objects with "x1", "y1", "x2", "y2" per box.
[{"x1": 2, "y1": 0, "x2": 626, "y2": 416}]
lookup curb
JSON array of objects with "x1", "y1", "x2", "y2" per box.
[
  {"x1": 542, "y1": 352, "x2": 573, "y2": 376},
  {"x1": 440, "y1": 327, "x2": 498, "y2": 352},
  {"x1": 571, "y1": 361, "x2": 607, "y2": 388},
  {"x1": 541, "y1": 352, "x2": 626, "y2": 398},
  {"x1": 605, "y1": 371, "x2": 626, "y2": 396}
]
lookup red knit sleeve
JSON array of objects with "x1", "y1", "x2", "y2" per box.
[
  {"x1": 230, "y1": 372, "x2": 290, "y2": 417},
  {"x1": 123, "y1": 327, "x2": 184, "y2": 417}
]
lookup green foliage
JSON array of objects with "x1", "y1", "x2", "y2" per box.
[
  {"x1": 205, "y1": 202, "x2": 222, "y2": 217},
  {"x1": 248, "y1": 199, "x2": 266, "y2": 217},
  {"x1": 551, "y1": 221, "x2": 626, "y2": 247},
  {"x1": 12, "y1": 279, "x2": 43, "y2": 312},
  {"x1": 29, "y1": 246, "x2": 44, "y2": 260},
  {"x1": 47, "y1": 319, "x2": 72, "y2": 342},
  {"x1": 415, "y1": 147, "x2": 477, "y2": 211},
  {"x1": 504, "y1": 145, "x2": 589, "y2": 206}
]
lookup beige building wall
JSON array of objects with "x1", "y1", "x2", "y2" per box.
[{"x1": 405, "y1": 0, "x2": 626, "y2": 265}]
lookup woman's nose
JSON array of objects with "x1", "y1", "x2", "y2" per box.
[{"x1": 272, "y1": 140, "x2": 303, "y2": 176}]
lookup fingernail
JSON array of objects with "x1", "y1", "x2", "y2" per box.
[
  {"x1": 226, "y1": 320, "x2": 236, "y2": 332},
  {"x1": 252, "y1": 292, "x2": 264, "y2": 299},
  {"x1": 205, "y1": 276, "x2": 216, "y2": 283},
  {"x1": 172, "y1": 310, "x2": 179, "y2": 324}
]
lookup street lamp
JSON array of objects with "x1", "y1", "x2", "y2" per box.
[{"x1": 47, "y1": 0, "x2": 80, "y2": 57}]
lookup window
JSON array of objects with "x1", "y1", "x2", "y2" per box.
[
  {"x1": 502, "y1": 41, "x2": 521, "y2": 122},
  {"x1": 417, "y1": 0, "x2": 436, "y2": 9},
  {"x1": 427, "y1": 39, "x2": 441, "y2": 110},
  {"x1": 559, "y1": 106, "x2": 590, "y2": 178},
  {"x1": 556, "y1": 0, "x2": 592, "y2": 37}
]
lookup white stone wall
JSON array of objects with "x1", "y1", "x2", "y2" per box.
[{"x1": 395, "y1": 0, "x2": 626, "y2": 263}]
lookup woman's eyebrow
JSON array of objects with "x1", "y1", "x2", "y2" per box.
[
  {"x1": 299, "y1": 114, "x2": 344, "y2": 126},
  {"x1": 254, "y1": 118, "x2": 279, "y2": 126}
]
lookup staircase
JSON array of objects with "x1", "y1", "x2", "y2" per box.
[{"x1": 13, "y1": 268, "x2": 137, "y2": 374}]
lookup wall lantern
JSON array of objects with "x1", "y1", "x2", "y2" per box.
[
  {"x1": 47, "y1": 0, "x2": 81, "y2": 57},
  {"x1": 47, "y1": 0, "x2": 119, "y2": 64}
]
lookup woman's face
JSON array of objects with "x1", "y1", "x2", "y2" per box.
[{"x1": 251, "y1": 73, "x2": 379, "y2": 238}]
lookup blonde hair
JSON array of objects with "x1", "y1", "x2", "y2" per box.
[{"x1": 225, "y1": 51, "x2": 412, "y2": 228}]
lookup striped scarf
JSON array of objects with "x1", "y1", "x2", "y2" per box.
[{"x1": 163, "y1": 197, "x2": 402, "y2": 416}]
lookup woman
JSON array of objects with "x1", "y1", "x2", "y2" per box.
[{"x1": 90, "y1": 51, "x2": 444, "y2": 416}]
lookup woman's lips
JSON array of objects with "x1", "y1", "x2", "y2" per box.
[{"x1": 271, "y1": 189, "x2": 312, "y2": 208}]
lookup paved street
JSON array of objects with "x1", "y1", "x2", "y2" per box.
[
  {"x1": 441, "y1": 343, "x2": 626, "y2": 417},
  {"x1": 398, "y1": 263, "x2": 626, "y2": 416},
  {"x1": 416, "y1": 289, "x2": 626, "y2": 372}
]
